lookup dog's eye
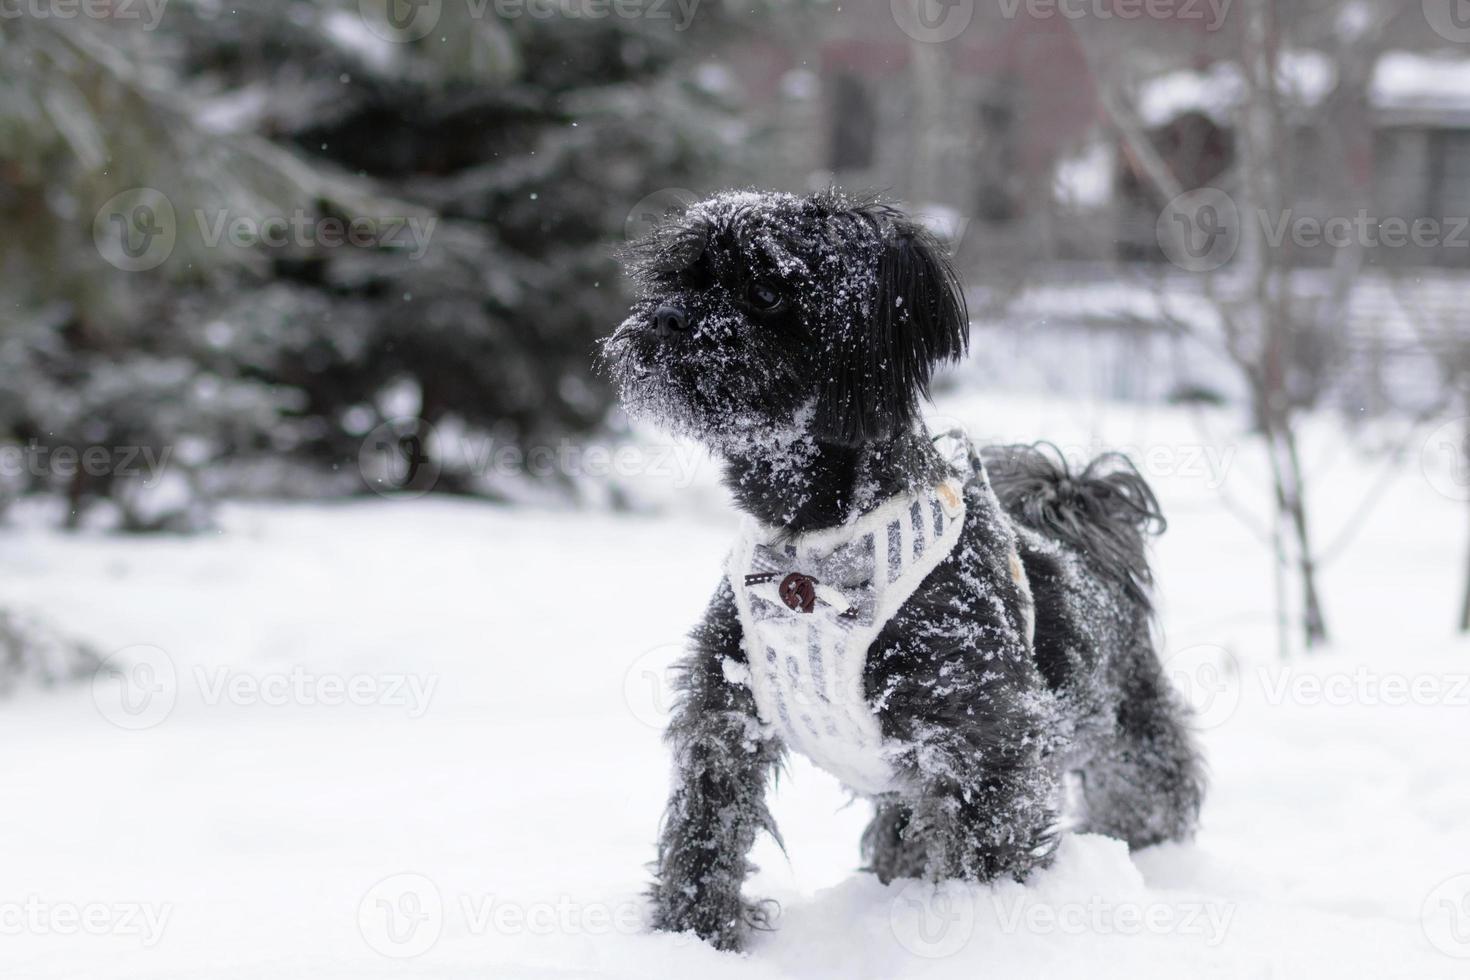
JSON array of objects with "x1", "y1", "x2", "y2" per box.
[{"x1": 746, "y1": 280, "x2": 784, "y2": 312}]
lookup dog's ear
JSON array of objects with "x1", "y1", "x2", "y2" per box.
[{"x1": 813, "y1": 215, "x2": 969, "y2": 445}]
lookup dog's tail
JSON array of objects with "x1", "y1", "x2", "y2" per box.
[{"x1": 979, "y1": 443, "x2": 1165, "y2": 610}]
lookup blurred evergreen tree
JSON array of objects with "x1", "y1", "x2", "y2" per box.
[{"x1": 0, "y1": 0, "x2": 769, "y2": 525}]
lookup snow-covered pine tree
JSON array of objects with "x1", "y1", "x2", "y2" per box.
[
  {"x1": 172, "y1": 0, "x2": 767, "y2": 499},
  {"x1": 0, "y1": 1, "x2": 771, "y2": 521},
  {"x1": 1, "y1": 11, "x2": 363, "y2": 527},
  {"x1": 0, "y1": 609, "x2": 99, "y2": 698}
]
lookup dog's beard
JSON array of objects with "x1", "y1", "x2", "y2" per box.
[{"x1": 602, "y1": 308, "x2": 810, "y2": 454}]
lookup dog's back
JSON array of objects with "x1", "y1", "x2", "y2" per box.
[{"x1": 979, "y1": 442, "x2": 1204, "y2": 848}]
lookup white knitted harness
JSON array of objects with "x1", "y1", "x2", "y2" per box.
[{"x1": 727, "y1": 479, "x2": 969, "y2": 795}]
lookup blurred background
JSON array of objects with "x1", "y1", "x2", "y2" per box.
[
  {"x1": 4, "y1": 2, "x2": 1470, "y2": 618},
  {"x1": 5, "y1": 0, "x2": 1470, "y2": 580},
  {"x1": 4, "y1": 3, "x2": 1470, "y2": 976}
]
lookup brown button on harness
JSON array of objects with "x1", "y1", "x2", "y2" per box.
[{"x1": 743, "y1": 571, "x2": 859, "y2": 618}]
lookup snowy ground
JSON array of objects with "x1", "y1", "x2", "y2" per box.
[{"x1": 3, "y1": 393, "x2": 1469, "y2": 979}]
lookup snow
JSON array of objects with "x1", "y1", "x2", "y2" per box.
[
  {"x1": 2, "y1": 392, "x2": 1468, "y2": 978},
  {"x1": 967, "y1": 265, "x2": 1467, "y2": 410},
  {"x1": 1137, "y1": 60, "x2": 1244, "y2": 127},
  {"x1": 320, "y1": 8, "x2": 400, "y2": 73},
  {"x1": 1371, "y1": 51, "x2": 1470, "y2": 114},
  {"x1": 1137, "y1": 55, "x2": 1333, "y2": 127},
  {"x1": 912, "y1": 204, "x2": 967, "y2": 246},
  {"x1": 781, "y1": 69, "x2": 819, "y2": 101},
  {"x1": 195, "y1": 85, "x2": 272, "y2": 136},
  {"x1": 1138, "y1": 48, "x2": 1470, "y2": 126},
  {"x1": 1136, "y1": 51, "x2": 1335, "y2": 126},
  {"x1": 1053, "y1": 139, "x2": 1115, "y2": 209},
  {"x1": 1278, "y1": 49, "x2": 1339, "y2": 109},
  {"x1": 694, "y1": 62, "x2": 738, "y2": 96}
]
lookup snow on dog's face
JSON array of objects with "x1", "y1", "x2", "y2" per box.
[{"x1": 601, "y1": 190, "x2": 970, "y2": 452}]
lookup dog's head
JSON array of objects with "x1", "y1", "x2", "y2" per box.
[{"x1": 601, "y1": 190, "x2": 969, "y2": 451}]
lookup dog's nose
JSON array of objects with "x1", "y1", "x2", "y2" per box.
[{"x1": 653, "y1": 305, "x2": 688, "y2": 339}]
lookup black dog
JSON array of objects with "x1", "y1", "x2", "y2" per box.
[{"x1": 601, "y1": 189, "x2": 1203, "y2": 952}]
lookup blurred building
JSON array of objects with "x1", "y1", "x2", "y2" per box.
[
  {"x1": 714, "y1": 6, "x2": 1470, "y2": 411},
  {"x1": 1118, "y1": 49, "x2": 1470, "y2": 270},
  {"x1": 722, "y1": 5, "x2": 1226, "y2": 269}
]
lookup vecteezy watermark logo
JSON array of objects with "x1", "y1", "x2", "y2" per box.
[
  {"x1": 360, "y1": 418, "x2": 443, "y2": 498},
  {"x1": 1164, "y1": 202, "x2": 1470, "y2": 263},
  {"x1": 960, "y1": 436, "x2": 1236, "y2": 491},
  {"x1": 93, "y1": 651, "x2": 437, "y2": 727},
  {"x1": 359, "y1": 873, "x2": 444, "y2": 959},
  {"x1": 359, "y1": 877, "x2": 659, "y2": 958},
  {"x1": 889, "y1": 880, "x2": 975, "y2": 958},
  {"x1": 91, "y1": 645, "x2": 178, "y2": 731},
  {"x1": 1060, "y1": 440, "x2": 1236, "y2": 491},
  {"x1": 1163, "y1": 644, "x2": 1240, "y2": 730},
  {"x1": 94, "y1": 192, "x2": 437, "y2": 272},
  {"x1": 93, "y1": 188, "x2": 177, "y2": 272},
  {"x1": 1423, "y1": 873, "x2": 1470, "y2": 958},
  {"x1": 0, "y1": 442, "x2": 172, "y2": 485},
  {"x1": 193, "y1": 667, "x2": 438, "y2": 718},
  {"x1": 458, "y1": 894, "x2": 652, "y2": 937},
  {"x1": 625, "y1": 187, "x2": 697, "y2": 242},
  {"x1": 358, "y1": 419, "x2": 707, "y2": 498},
  {"x1": 992, "y1": 894, "x2": 1236, "y2": 945},
  {"x1": 1156, "y1": 188, "x2": 1240, "y2": 272},
  {"x1": 358, "y1": 0, "x2": 443, "y2": 41},
  {"x1": 0, "y1": 898, "x2": 173, "y2": 947},
  {"x1": 625, "y1": 187, "x2": 702, "y2": 268},
  {"x1": 486, "y1": 0, "x2": 702, "y2": 27},
  {"x1": 193, "y1": 209, "x2": 436, "y2": 258},
  {"x1": 1424, "y1": 0, "x2": 1470, "y2": 43},
  {"x1": 923, "y1": 414, "x2": 975, "y2": 472},
  {"x1": 359, "y1": 0, "x2": 701, "y2": 42},
  {"x1": 891, "y1": 0, "x2": 974, "y2": 43},
  {"x1": 0, "y1": 0, "x2": 171, "y2": 31},
  {"x1": 623, "y1": 643, "x2": 686, "y2": 729},
  {"x1": 1421, "y1": 418, "x2": 1470, "y2": 502},
  {"x1": 1255, "y1": 666, "x2": 1470, "y2": 709},
  {"x1": 1258, "y1": 210, "x2": 1470, "y2": 252},
  {"x1": 995, "y1": 0, "x2": 1233, "y2": 30}
]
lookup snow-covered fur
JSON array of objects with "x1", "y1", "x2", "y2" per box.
[{"x1": 600, "y1": 190, "x2": 1204, "y2": 952}]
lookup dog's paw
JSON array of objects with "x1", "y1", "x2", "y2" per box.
[{"x1": 649, "y1": 891, "x2": 778, "y2": 952}]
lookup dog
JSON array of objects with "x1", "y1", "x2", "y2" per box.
[{"x1": 601, "y1": 189, "x2": 1203, "y2": 952}]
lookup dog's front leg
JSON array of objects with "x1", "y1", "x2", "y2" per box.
[
  {"x1": 876, "y1": 629, "x2": 1063, "y2": 884},
  {"x1": 649, "y1": 579, "x2": 783, "y2": 952},
  {"x1": 904, "y1": 725, "x2": 1063, "y2": 883}
]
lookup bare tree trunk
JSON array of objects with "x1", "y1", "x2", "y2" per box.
[
  {"x1": 908, "y1": 30, "x2": 948, "y2": 205},
  {"x1": 1074, "y1": 1, "x2": 1351, "y2": 650},
  {"x1": 1281, "y1": 425, "x2": 1329, "y2": 646},
  {"x1": 1272, "y1": 487, "x2": 1291, "y2": 660},
  {"x1": 1241, "y1": 0, "x2": 1328, "y2": 650},
  {"x1": 1459, "y1": 494, "x2": 1470, "y2": 633},
  {"x1": 1259, "y1": 413, "x2": 1329, "y2": 649},
  {"x1": 1461, "y1": 416, "x2": 1470, "y2": 633}
]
